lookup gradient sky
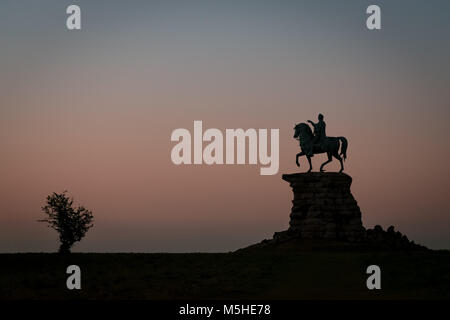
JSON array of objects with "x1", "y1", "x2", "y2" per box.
[{"x1": 1, "y1": 0, "x2": 449, "y2": 252}]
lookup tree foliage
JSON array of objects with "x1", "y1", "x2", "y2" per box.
[{"x1": 39, "y1": 191, "x2": 93, "y2": 254}]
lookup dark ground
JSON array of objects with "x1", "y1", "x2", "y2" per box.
[{"x1": 1, "y1": 241, "x2": 450, "y2": 300}]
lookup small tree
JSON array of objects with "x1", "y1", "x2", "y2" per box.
[{"x1": 39, "y1": 191, "x2": 94, "y2": 254}]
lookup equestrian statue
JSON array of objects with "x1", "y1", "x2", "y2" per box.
[{"x1": 293, "y1": 114, "x2": 348, "y2": 173}]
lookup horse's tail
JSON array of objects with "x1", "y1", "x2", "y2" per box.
[{"x1": 338, "y1": 137, "x2": 348, "y2": 161}]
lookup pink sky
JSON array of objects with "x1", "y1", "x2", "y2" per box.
[{"x1": 1, "y1": 1, "x2": 449, "y2": 251}]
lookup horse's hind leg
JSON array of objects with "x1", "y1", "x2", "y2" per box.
[
  {"x1": 320, "y1": 153, "x2": 332, "y2": 172},
  {"x1": 333, "y1": 152, "x2": 344, "y2": 173},
  {"x1": 307, "y1": 156, "x2": 312, "y2": 172}
]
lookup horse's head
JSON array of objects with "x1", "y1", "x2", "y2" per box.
[
  {"x1": 293, "y1": 123, "x2": 313, "y2": 141},
  {"x1": 293, "y1": 123, "x2": 301, "y2": 139}
]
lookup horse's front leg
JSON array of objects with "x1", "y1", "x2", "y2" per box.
[
  {"x1": 296, "y1": 151, "x2": 304, "y2": 167},
  {"x1": 307, "y1": 156, "x2": 312, "y2": 172}
]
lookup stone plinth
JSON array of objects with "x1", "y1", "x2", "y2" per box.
[
  {"x1": 280, "y1": 172, "x2": 364, "y2": 241},
  {"x1": 239, "y1": 172, "x2": 426, "y2": 251}
]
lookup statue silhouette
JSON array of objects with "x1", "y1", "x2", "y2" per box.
[
  {"x1": 293, "y1": 114, "x2": 348, "y2": 172},
  {"x1": 308, "y1": 113, "x2": 326, "y2": 150}
]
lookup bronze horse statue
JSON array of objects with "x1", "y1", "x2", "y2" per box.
[{"x1": 293, "y1": 123, "x2": 348, "y2": 173}]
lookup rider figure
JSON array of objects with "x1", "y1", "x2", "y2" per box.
[{"x1": 308, "y1": 113, "x2": 326, "y2": 150}]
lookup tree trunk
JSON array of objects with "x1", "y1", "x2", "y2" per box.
[{"x1": 59, "y1": 242, "x2": 71, "y2": 254}]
